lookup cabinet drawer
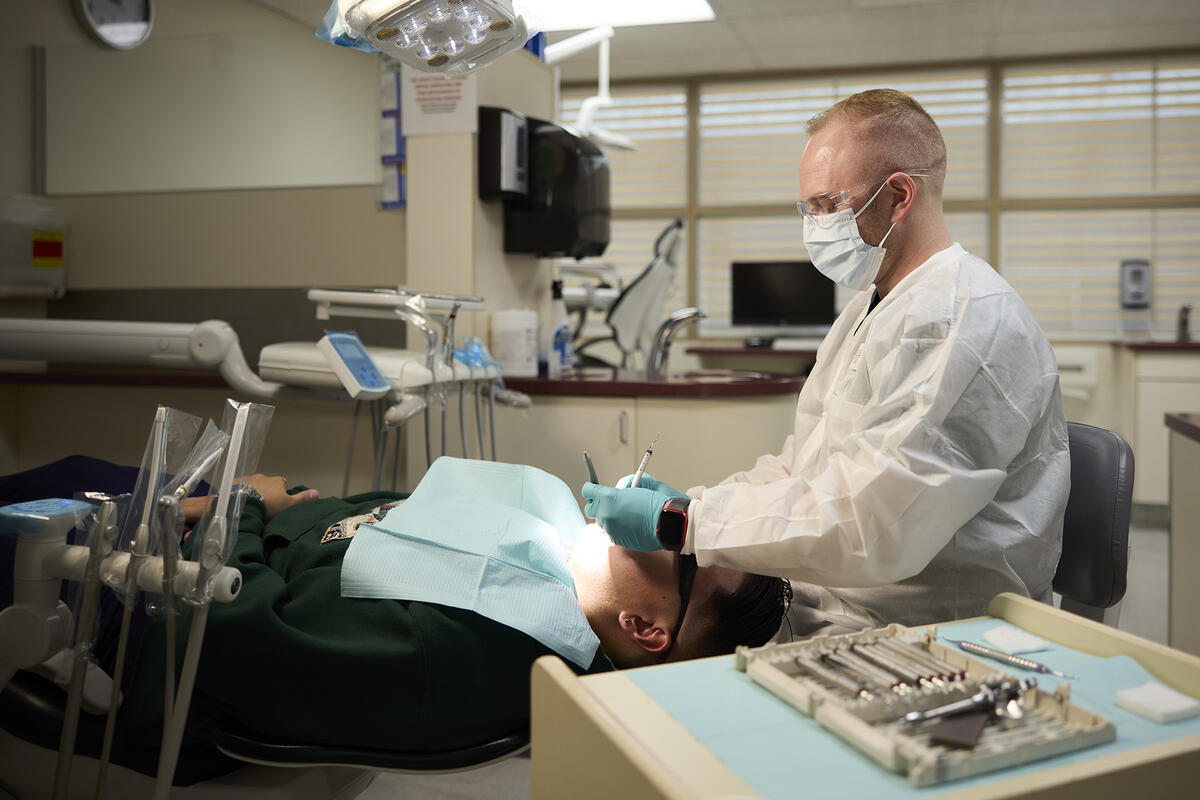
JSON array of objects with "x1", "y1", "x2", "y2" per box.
[{"x1": 1135, "y1": 354, "x2": 1200, "y2": 381}]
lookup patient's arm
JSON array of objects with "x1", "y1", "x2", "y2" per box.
[{"x1": 180, "y1": 474, "x2": 320, "y2": 523}]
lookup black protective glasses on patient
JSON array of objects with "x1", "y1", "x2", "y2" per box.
[{"x1": 657, "y1": 554, "x2": 698, "y2": 663}]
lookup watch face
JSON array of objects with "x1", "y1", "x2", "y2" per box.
[
  {"x1": 76, "y1": 0, "x2": 154, "y2": 50},
  {"x1": 657, "y1": 499, "x2": 688, "y2": 550}
]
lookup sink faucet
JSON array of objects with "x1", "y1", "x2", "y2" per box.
[
  {"x1": 646, "y1": 307, "x2": 708, "y2": 379},
  {"x1": 1179, "y1": 303, "x2": 1193, "y2": 343}
]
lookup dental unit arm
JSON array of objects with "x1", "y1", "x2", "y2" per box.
[{"x1": 0, "y1": 318, "x2": 318, "y2": 403}]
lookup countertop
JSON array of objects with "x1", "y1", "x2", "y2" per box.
[
  {"x1": 1166, "y1": 412, "x2": 1200, "y2": 443},
  {"x1": 504, "y1": 368, "x2": 804, "y2": 398},
  {"x1": 1115, "y1": 341, "x2": 1200, "y2": 352}
]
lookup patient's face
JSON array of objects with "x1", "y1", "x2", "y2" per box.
[{"x1": 569, "y1": 524, "x2": 746, "y2": 663}]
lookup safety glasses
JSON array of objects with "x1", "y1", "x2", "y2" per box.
[
  {"x1": 796, "y1": 170, "x2": 931, "y2": 229},
  {"x1": 657, "y1": 553, "x2": 698, "y2": 664}
]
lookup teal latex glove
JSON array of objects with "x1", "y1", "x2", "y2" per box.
[
  {"x1": 615, "y1": 473, "x2": 689, "y2": 500},
  {"x1": 581, "y1": 482, "x2": 672, "y2": 552}
]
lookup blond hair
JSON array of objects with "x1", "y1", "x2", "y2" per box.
[{"x1": 807, "y1": 88, "x2": 947, "y2": 190}]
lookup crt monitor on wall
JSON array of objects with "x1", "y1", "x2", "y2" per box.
[{"x1": 731, "y1": 261, "x2": 836, "y2": 337}]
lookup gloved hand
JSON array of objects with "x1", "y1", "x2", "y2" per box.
[
  {"x1": 581, "y1": 482, "x2": 674, "y2": 552},
  {"x1": 615, "y1": 472, "x2": 689, "y2": 500}
]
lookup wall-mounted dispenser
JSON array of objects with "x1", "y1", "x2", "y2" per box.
[
  {"x1": 1120, "y1": 259, "x2": 1151, "y2": 309},
  {"x1": 478, "y1": 106, "x2": 528, "y2": 201}
]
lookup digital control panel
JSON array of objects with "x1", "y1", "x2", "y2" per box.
[{"x1": 316, "y1": 331, "x2": 392, "y2": 400}]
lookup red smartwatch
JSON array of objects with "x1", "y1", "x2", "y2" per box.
[{"x1": 656, "y1": 497, "x2": 690, "y2": 551}]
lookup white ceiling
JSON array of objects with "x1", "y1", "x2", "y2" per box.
[{"x1": 251, "y1": 0, "x2": 1200, "y2": 84}]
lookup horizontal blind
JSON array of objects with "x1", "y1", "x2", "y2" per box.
[
  {"x1": 1001, "y1": 210, "x2": 1154, "y2": 338},
  {"x1": 1002, "y1": 57, "x2": 1200, "y2": 197},
  {"x1": 698, "y1": 79, "x2": 837, "y2": 206},
  {"x1": 1153, "y1": 209, "x2": 1200, "y2": 334},
  {"x1": 696, "y1": 213, "x2": 989, "y2": 338},
  {"x1": 698, "y1": 70, "x2": 986, "y2": 206},
  {"x1": 574, "y1": 218, "x2": 690, "y2": 340},
  {"x1": 560, "y1": 86, "x2": 687, "y2": 209},
  {"x1": 1156, "y1": 56, "x2": 1200, "y2": 194}
]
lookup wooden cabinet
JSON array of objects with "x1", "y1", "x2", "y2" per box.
[
  {"x1": 490, "y1": 393, "x2": 798, "y2": 501},
  {"x1": 1130, "y1": 354, "x2": 1200, "y2": 504}
]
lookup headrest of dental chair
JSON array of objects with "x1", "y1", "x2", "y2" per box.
[
  {"x1": 1053, "y1": 422, "x2": 1134, "y2": 612},
  {"x1": 212, "y1": 719, "x2": 529, "y2": 774}
]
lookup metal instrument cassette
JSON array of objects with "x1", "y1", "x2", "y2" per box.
[{"x1": 734, "y1": 624, "x2": 1115, "y2": 787}]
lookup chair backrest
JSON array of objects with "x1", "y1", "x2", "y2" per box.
[
  {"x1": 1053, "y1": 422, "x2": 1135, "y2": 624},
  {"x1": 606, "y1": 219, "x2": 683, "y2": 357}
]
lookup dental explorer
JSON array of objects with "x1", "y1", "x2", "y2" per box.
[
  {"x1": 943, "y1": 638, "x2": 1076, "y2": 679},
  {"x1": 630, "y1": 432, "x2": 660, "y2": 489},
  {"x1": 583, "y1": 451, "x2": 599, "y2": 484}
]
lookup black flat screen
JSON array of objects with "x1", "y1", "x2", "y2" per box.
[{"x1": 731, "y1": 261, "x2": 835, "y2": 328}]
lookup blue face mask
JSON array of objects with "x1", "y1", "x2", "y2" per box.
[{"x1": 802, "y1": 180, "x2": 896, "y2": 291}]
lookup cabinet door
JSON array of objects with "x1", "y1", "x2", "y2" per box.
[
  {"x1": 635, "y1": 394, "x2": 798, "y2": 491},
  {"x1": 492, "y1": 396, "x2": 637, "y2": 492},
  {"x1": 1135, "y1": 380, "x2": 1200, "y2": 504}
]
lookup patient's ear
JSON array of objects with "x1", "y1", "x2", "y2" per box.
[{"x1": 618, "y1": 611, "x2": 670, "y2": 655}]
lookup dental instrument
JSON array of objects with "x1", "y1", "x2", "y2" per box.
[
  {"x1": 155, "y1": 400, "x2": 267, "y2": 800},
  {"x1": 943, "y1": 638, "x2": 1076, "y2": 680},
  {"x1": 630, "y1": 432, "x2": 660, "y2": 489},
  {"x1": 51, "y1": 499, "x2": 116, "y2": 800},
  {"x1": 97, "y1": 406, "x2": 169, "y2": 796},
  {"x1": 583, "y1": 451, "x2": 599, "y2": 485}
]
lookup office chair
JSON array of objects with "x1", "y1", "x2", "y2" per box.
[{"x1": 1053, "y1": 422, "x2": 1135, "y2": 626}]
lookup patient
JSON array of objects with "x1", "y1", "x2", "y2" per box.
[{"x1": 0, "y1": 456, "x2": 787, "y2": 781}]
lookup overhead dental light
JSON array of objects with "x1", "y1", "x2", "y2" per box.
[{"x1": 320, "y1": 0, "x2": 530, "y2": 74}]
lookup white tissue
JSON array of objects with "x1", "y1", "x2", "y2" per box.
[
  {"x1": 1115, "y1": 681, "x2": 1200, "y2": 724},
  {"x1": 982, "y1": 625, "x2": 1049, "y2": 655}
]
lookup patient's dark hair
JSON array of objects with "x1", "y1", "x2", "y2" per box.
[{"x1": 695, "y1": 574, "x2": 792, "y2": 658}]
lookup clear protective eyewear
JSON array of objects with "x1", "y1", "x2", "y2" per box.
[{"x1": 796, "y1": 170, "x2": 932, "y2": 229}]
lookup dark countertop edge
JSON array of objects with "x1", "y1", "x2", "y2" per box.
[
  {"x1": 1166, "y1": 413, "x2": 1200, "y2": 443},
  {"x1": 0, "y1": 368, "x2": 228, "y2": 389},
  {"x1": 686, "y1": 347, "x2": 819, "y2": 357},
  {"x1": 1115, "y1": 341, "x2": 1200, "y2": 352},
  {"x1": 505, "y1": 375, "x2": 805, "y2": 399}
]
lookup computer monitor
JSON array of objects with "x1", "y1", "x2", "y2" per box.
[{"x1": 730, "y1": 260, "x2": 836, "y2": 337}]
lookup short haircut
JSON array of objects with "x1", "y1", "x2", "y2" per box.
[
  {"x1": 806, "y1": 88, "x2": 947, "y2": 191},
  {"x1": 690, "y1": 573, "x2": 791, "y2": 659}
]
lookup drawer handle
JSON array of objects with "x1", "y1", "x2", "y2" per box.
[{"x1": 619, "y1": 410, "x2": 629, "y2": 445}]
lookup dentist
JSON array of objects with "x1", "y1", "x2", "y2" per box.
[{"x1": 583, "y1": 88, "x2": 1069, "y2": 636}]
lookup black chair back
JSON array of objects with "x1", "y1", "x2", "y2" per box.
[{"x1": 1053, "y1": 422, "x2": 1135, "y2": 622}]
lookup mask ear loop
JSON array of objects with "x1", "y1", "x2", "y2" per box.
[{"x1": 856, "y1": 176, "x2": 900, "y2": 248}]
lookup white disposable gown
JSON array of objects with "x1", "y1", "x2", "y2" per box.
[{"x1": 684, "y1": 244, "x2": 1069, "y2": 630}]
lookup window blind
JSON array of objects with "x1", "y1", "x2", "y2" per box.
[
  {"x1": 998, "y1": 209, "x2": 1196, "y2": 339},
  {"x1": 559, "y1": 86, "x2": 688, "y2": 209},
  {"x1": 1002, "y1": 57, "x2": 1200, "y2": 197}
]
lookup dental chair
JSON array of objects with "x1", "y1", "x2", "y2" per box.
[
  {"x1": 0, "y1": 656, "x2": 530, "y2": 799},
  {"x1": 1052, "y1": 422, "x2": 1135, "y2": 626},
  {"x1": 574, "y1": 218, "x2": 684, "y2": 369}
]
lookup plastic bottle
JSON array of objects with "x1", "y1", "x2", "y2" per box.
[{"x1": 542, "y1": 279, "x2": 574, "y2": 379}]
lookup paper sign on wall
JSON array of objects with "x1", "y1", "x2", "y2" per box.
[{"x1": 400, "y1": 67, "x2": 478, "y2": 136}]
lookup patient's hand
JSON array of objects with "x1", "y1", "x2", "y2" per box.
[
  {"x1": 180, "y1": 474, "x2": 320, "y2": 522},
  {"x1": 239, "y1": 474, "x2": 320, "y2": 519}
]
